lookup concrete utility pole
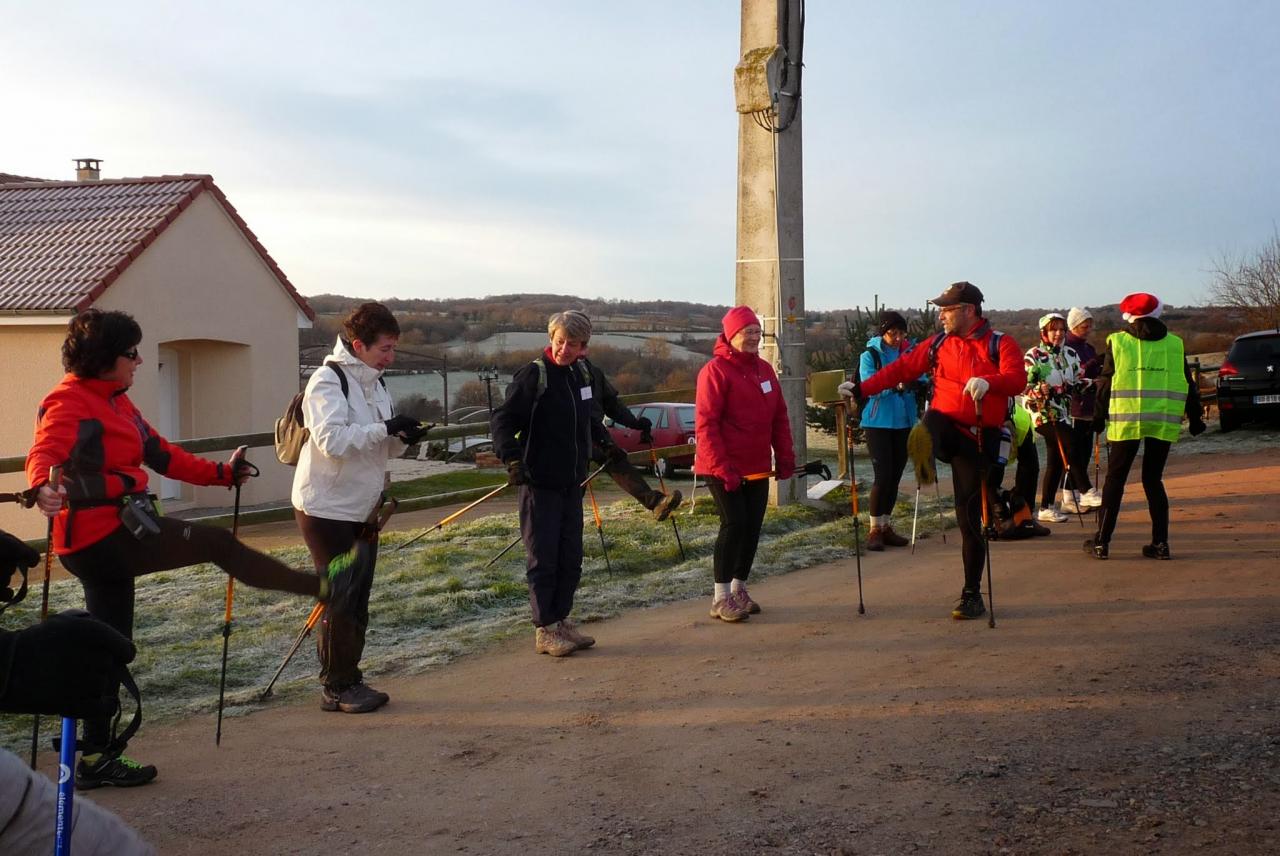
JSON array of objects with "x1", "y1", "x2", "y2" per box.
[{"x1": 734, "y1": 0, "x2": 806, "y2": 504}]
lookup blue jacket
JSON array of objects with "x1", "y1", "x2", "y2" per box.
[{"x1": 858, "y1": 336, "x2": 919, "y2": 430}]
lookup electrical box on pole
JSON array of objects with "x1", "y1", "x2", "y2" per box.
[{"x1": 734, "y1": 0, "x2": 807, "y2": 505}]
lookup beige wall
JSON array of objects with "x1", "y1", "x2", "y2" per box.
[{"x1": 0, "y1": 190, "x2": 305, "y2": 541}]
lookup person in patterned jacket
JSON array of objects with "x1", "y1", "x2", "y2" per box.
[{"x1": 1021, "y1": 312, "x2": 1094, "y2": 522}]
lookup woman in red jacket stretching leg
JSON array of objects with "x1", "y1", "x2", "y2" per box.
[{"x1": 695, "y1": 307, "x2": 795, "y2": 622}]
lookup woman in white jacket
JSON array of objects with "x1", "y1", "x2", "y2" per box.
[{"x1": 293, "y1": 302, "x2": 424, "y2": 713}]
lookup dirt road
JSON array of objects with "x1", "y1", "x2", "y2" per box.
[{"x1": 84, "y1": 451, "x2": 1280, "y2": 854}]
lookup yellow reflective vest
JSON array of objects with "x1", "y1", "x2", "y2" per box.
[{"x1": 1106, "y1": 332, "x2": 1187, "y2": 442}]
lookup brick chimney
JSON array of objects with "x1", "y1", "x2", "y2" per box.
[{"x1": 74, "y1": 158, "x2": 102, "y2": 181}]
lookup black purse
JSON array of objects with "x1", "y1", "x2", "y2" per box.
[{"x1": 119, "y1": 493, "x2": 162, "y2": 540}]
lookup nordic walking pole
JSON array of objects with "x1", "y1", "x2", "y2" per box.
[
  {"x1": 1094, "y1": 433, "x2": 1101, "y2": 494},
  {"x1": 55, "y1": 714, "x2": 75, "y2": 856},
  {"x1": 260, "y1": 602, "x2": 324, "y2": 700},
  {"x1": 648, "y1": 442, "x2": 686, "y2": 561},
  {"x1": 392, "y1": 483, "x2": 508, "y2": 553},
  {"x1": 910, "y1": 484, "x2": 921, "y2": 554},
  {"x1": 845, "y1": 410, "x2": 866, "y2": 615},
  {"x1": 486, "y1": 534, "x2": 522, "y2": 568},
  {"x1": 216, "y1": 447, "x2": 254, "y2": 746},
  {"x1": 31, "y1": 465, "x2": 61, "y2": 768},
  {"x1": 585, "y1": 481, "x2": 612, "y2": 576},
  {"x1": 975, "y1": 400, "x2": 996, "y2": 629}
]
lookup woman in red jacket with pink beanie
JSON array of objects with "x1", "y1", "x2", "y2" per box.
[{"x1": 695, "y1": 306, "x2": 795, "y2": 622}]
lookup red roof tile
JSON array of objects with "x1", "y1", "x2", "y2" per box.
[{"x1": 0, "y1": 175, "x2": 315, "y2": 319}]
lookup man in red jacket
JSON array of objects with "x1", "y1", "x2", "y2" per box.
[{"x1": 855, "y1": 282, "x2": 1025, "y2": 619}]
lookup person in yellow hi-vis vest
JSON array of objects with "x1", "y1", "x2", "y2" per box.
[{"x1": 1084, "y1": 293, "x2": 1205, "y2": 560}]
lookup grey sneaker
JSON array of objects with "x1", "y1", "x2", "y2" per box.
[
  {"x1": 321, "y1": 681, "x2": 389, "y2": 713},
  {"x1": 709, "y1": 596, "x2": 748, "y2": 622},
  {"x1": 76, "y1": 752, "x2": 158, "y2": 789},
  {"x1": 734, "y1": 586, "x2": 761, "y2": 614},
  {"x1": 535, "y1": 623, "x2": 577, "y2": 657}
]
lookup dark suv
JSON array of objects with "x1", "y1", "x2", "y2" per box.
[{"x1": 1216, "y1": 329, "x2": 1280, "y2": 431}]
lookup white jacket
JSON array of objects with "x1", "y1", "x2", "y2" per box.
[{"x1": 291, "y1": 338, "x2": 404, "y2": 522}]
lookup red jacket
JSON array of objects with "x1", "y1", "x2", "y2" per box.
[
  {"x1": 695, "y1": 335, "x2": 795, "y2": 490},
  {"x1": 27, "y1": 374, "x2": 233, "y2": 554},
  {"x1": 862, "y1": 320, "x2": 1025, "y2": 429}
]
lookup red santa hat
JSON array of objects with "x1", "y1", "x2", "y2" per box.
[
  {"x1": 721, "y1": 305, "x2": 761, "y2": 339},
  {"x1": 1119, "y1": 292, "x2": 1163, "y2": 323}
]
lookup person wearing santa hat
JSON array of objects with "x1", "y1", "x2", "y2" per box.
[
  {"x1": 1084, "y1": 292, "x2": 1205, "y2": 560},
  {"x1": 695, "y1": 306, "x2": 795, "y2": 621}
]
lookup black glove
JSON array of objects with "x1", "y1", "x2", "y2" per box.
[
  {"x1": 0, "y1": 610, "x2": 136, "y2": 719},
  {"x1": 1092, "y1": 417, "x2": 1107, "y2": 435},
  {"x1": 635, "y1": 417, "x2": 654, "y2": 445},
  {"x1": 402, "y1": 422, "x2": 433, "y2": 445},
  {"x1": 384, "y1": 414, "x2": 420, "y2": 439},
  {"x1": 1189, "y1": 418, "x2": 1207, "y2": 437},
  {"x1": 604, "y1": 444, "x2": 629, "y2": 466},
  {"x1": 506, "y1": 460, "x2": 527, "y2": 487},
  {"x1": 0, "y1": 530, "x2": 40, "y2": 601}
]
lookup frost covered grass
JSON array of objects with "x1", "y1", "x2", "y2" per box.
[{"x1": 1, "y1": 469, "x2": 948, "y2": 754}]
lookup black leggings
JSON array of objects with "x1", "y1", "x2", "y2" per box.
[
  {"x1": 296, "y1": 511, "x2": 377, "y2": 689},
  {"x1": 1067, "y1": 422, "x2": 1097, "y2": 494},
  {"x1": 1035, "y1": 421, "x2": 1080, "y2": 507},
  {"x1": 925, "y1": 410, "x2": 1003, "y2": 593},
  {"x1": 1095, "y1": 437, "x2": 1172, "y2": 546},
  {"x1": 706, "y1": 477, "x2": 770, "y2": 584},
  {"x1": 864, "y1": 427, "x2": 910, "y2": 517},
  {"x1": 60, "y1": 518, "x2": 318, "y2": 752}
]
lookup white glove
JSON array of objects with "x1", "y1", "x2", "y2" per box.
[
  {"x1": 837, "y1": 381, "x2": 856, "y2": 400},
  {"x1": 964, "y1": 377, "x2": 990, "y2": 401}
]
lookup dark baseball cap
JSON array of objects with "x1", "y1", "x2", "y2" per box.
[{"x1": 930, "y1": 281, "x2": 984, "y2": 307}]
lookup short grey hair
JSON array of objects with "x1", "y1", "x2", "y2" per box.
[{"x1": 548, "y1": 310, "x2": 592, "y2": 344}]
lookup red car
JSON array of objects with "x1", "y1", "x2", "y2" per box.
[{"x1": 606, "y1": 401, "x2": 696, "y2": 476}]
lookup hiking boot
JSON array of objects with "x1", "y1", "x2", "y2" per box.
[
  {"x1": 653, "y1": 490, "x2": 683, "y2": 522},
  {"x1": 866, "y1": 527, "x2": 885, "y2": 551},
  {"x1": 321, "y1": 681, "x2": 389, "y2": 713},
  {"x1": 1142, "y1": 542, "x2": 1172, "y2": 560},
  {"x1": 709, "y1": 596, "x2": 747, "y2": 622},
  {"x1": 1083, "y1": 538, "x2": 1108, "y2": 560},
  {"x1": 560, "y1": 618, "x2": 596, "y2": 650},
  {"x1": 734, "y1": 585, "x2": 761, "y2": 615},
  {"x1": 324, "y1": 540, "x2": 374, "y2": 615},
  {"x1": 951, "y1": 589, "x2": 986, "y2": 621},
  {"x1": 1037, "y1": 506, "x2": 1069, "y2": 523},
  {"x1": 1080, "y1": 487, "x2": 1103, "y2": 508},
  {"x1": 535, "y1": 623, "x2": 577, "y2": 656},
  {"x1": 76, "y1": 752, "x2": 158, "y2": 790},
  {"x1": 881, "y1": 526, "x2": 910, "y2": 548}
]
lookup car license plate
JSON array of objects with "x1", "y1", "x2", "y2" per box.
[{"x1": 1254, "y1": 394, "x2": 1280, "y2": 405}]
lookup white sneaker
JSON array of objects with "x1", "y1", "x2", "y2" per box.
[
  {"x1": 1037, "y1": 506, "x2": 1069, "y2": 523},
  {"x1": 1059, "y1": 492, "x2": 1084, "y2": 514},
  {"x1": 1080, "y1": 488, "x2": 1103, "y2": 508}
]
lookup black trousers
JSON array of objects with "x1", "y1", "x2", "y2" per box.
[
  {"x1": 864, "y1": 427, "x2": 910, "y2": 517},
  {"x1": 1068, "y1": 422, "x2": 1097, "y2": 494},
  {"x1": 295, "y1": 511, "x2": 378, "y2": 689},
  {"x1": 926, "y1": 410, "x2": 1003, "y2": 594},
  {"x1": 519, "y1": 485, "x2": 584, "y2": 627},
  {"x1": 60, "y1": 518, "x2": 318, "y2": 753},
  {"x1": 605, "y1": 457, "x2": 660, "y2": 509},
  {"x1": 1036, "y1": 422, "x2": 1076, "y2": 507},
  {"x1": 1012, "y1": 431, "x2": 1039, "y2": 512},
  {"x1": 1095, "y1": 437, "x2": 1173, "y2": 546},
  {"x1": 705, "y1": 477, "x2": 770, "y2": 584}
]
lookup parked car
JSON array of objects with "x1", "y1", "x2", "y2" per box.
[
  {"x1": 606, "y1": 402, "x2": 696, "y2": 476},
  {"x1": 1216, "y1": 329, "x2": 1280, "y2": 432}
]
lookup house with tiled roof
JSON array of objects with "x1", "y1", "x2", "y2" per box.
[{"x1": 0, "y1": 161, "x2": 314, "y2": 538}]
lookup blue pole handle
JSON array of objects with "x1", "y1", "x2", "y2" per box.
[{"x1": 55, "y1": 716, "x2": 75, "y2": 856}]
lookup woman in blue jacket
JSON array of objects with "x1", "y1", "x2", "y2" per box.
[{"x1": 858, "y1": 311, "x2": 921, "y2": 550}]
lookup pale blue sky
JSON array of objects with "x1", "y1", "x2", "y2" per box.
[{"x1": 3, "y1": 2, "x2": 1276, "y2": 311}]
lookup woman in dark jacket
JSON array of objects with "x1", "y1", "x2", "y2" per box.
[
  {"x1": 695, "y1": 307, "x2": 795, "y2": 622},
  {"x1": 27, "y1": 310, "x2": 369, "y2": 788},
  {"x1": 1064, "y1": 307, "x2": 1103, "y2": 508}
]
